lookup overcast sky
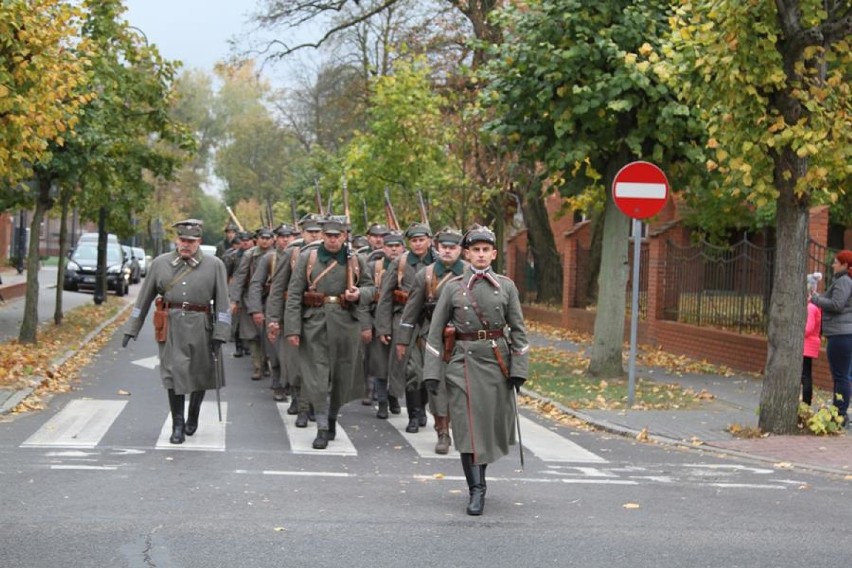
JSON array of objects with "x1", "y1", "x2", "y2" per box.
[{"x1": 123, "y1": 0, "x2": 255, "y2": 74}]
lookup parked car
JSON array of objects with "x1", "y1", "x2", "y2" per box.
[
  {"x1": 199, "y1": 244, "x2": 217, "y2": 256},
  {"x1": 132, "y1": 246, "x2": 148, "y2": 278},
  {"x1": 123, "y1": 245, "x2": 141, "y2": 284},
  {"x1": 64, "y1": 242, "x2": 130, "y2": 296}
]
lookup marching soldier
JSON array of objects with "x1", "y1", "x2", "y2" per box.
[
  {"x1": 375, "y1": 222, "x2": 438, "y2": 433},
  {"x1": 358, "y1": 223, "x2": 390, "y2": 404},
  {"x1": 284, "y1": 218, "x2": 374, "y2": 449},
  {"x1": 365, "y1": 229, "x2": 406, "y2": 418},
  {"x1": 397, "y1": 227, "x2": 466, "y2": 453},
  {"x1": 247, "y1": 224, "x2": 297, "y2": 400},
  {"x1": 215, "y1": 223, "x2": 238, "y2": 258},
  {"x1": 122, "y1": 220, "x2": 231, "y2": 444},
  {"x1": 229, "y1": 227, "x2": 275, "y2": 380},
  {"x1": 423, "y1": 225, "x2": 529, "y2": 515}
]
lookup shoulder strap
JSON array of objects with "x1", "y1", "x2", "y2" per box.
[
  {"x1": 162, "y1": 264, "x2": 195, "y2": 295},
  {"x1": 374, "y1": 259, "x2": 385, "y2": 289},
  {"x1": 397, "y1": 252, "x2": 408, "y2": 288},
  {"x1": 306, "y1": 249, "x2": 338, "y2": 291}
]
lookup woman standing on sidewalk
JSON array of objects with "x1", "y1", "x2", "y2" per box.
[{"x1": 811, "y1": 250, "x2": 852, "y2": 427}]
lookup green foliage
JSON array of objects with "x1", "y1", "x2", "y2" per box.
[
  {"x1": 477, "y1": 0, "x2": 705, "y2": 197},
  {"x1": 667, "y1": 1, "x2": 851, "y2": 206},
  {"x1": 798, "y1": 402, "x2": 845, "y2": 436}
]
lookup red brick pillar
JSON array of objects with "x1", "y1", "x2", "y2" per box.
[
  {"x1": 808, "y1": 205, "x2": 829, "y2": 247},
  {"x1": 645, "y1": 235, "x2": 666, "y2": 342},
  {"x1": 562, "y1": 237, "x2": 577, "y2": 320}
]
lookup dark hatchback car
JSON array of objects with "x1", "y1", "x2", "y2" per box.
[{"x1": 63, "y1": 243, "x2": 131, "y2": 296}]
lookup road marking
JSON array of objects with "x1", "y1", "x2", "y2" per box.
[
  {"x1": 21, "y1": 399, "x2": 128, "y2": 448},
  {"x1": 50, "y1": 465, "x2": 118, "y2": 471},
  {"x1": 131, "y1": 355, "x2": 160, "y2": 370},
  {"x1": 517, "y1": 416, "x2": 608, "y2": 463},
  {"x1": 387, "y1": 409, "x2": 457, "y2": 459},
  {"x1": 155, "y1": 401, "x2": 227, "y2": 451},
  {"x1": 275, "y1": 403, "x2": 357, "y2": 456}
]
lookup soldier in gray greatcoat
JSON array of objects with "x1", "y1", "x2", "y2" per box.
[
  {"x1": 284, "y1": 219, "x2": 374, "y2": 449},
  {"x1": 423, "y1": 225, "x2": 529, "y2": 516},
  {"x1": 122, "y1": 220, "x2": 231, "y2": 444},
  {"x1": 398, "y1": 227, "x2": 466, "y2": 454},
  {"x1": 247, "y1": 224, "x2": 297, "y2": 400},
  {"x1": 365, "y1": 229, "x2": 405, "y2": 419},
  {"x1": 374, "y1": 222, "x2": 438, "y2": 433},
  {"x1": 229, "y1": 227, "x2": 274, "y2": 380}
]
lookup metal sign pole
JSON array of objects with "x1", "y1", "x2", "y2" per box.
[{"x1": 627, "y1": 218, "x2": 642, "y2": 407}]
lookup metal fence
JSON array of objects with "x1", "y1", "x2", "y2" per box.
[
  {"x1": 663, "y1": 238, "x2": 774, "y2": 334},
  {"x1": 513, "y1": 248, "x2": 539, "y2": 303}
]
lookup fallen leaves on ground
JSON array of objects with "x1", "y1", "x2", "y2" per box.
[
  {"x1": 726, "y1": 423, "x2": 766, "y2": 439},
  {"x1": 0, "y1": 298, "x2": 127, "y2": 412}
]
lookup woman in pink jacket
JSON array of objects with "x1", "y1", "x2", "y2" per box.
[{"x1": 802, "y1": 272, "x2": 823, "y2": 406}]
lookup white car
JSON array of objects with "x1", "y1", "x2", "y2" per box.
[
  {"x1": 131, "y1": 247, "x2": 148, "y2": 277},
  {"x1": 199, "y1": 244, "x2": 217, "y2": 256}
]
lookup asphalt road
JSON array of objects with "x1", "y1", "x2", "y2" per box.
[{"x1": 0, "y1": 291, "x2": 850, "y2": 567}]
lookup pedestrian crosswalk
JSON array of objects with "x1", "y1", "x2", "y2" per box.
[{"x1": 19, "y1": 398, "x2": 608, "y2": 464}]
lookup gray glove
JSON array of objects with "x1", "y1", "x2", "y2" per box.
[{"x1": 510, "y1": 376, "x2": 526, "y2": 393}]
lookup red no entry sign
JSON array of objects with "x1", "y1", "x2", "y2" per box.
[{"x1": 612, "y1": 161, "x2": 669, "y2": 220}]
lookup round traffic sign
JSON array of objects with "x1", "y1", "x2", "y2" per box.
[{"x1": 612, "y1": 161, "x2": 669, "y2": 219}]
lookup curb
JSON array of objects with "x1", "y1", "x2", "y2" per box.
[
  {"x1": 519, "y1": 387, "x2": 852, "y2": 479},
  {"x1": 0, "y1": 282, "x2": 26, "y2": 302},
  {"x1": 0, "y1": 301, "x2": 132, "y2": 417}
]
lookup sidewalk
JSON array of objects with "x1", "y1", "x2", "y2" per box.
[
  {"x1": 525, "y1": 334, "x2": 852, "y2": 477},
  {"x1": 1, "y1": 276, "x2": 850, "y2": 478}
]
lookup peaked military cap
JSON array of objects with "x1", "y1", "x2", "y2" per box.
[
  {"x1": 463, "y1": 224, "x2": 496, "y2": 248},
  {"x1": 224, "y1": 223, "x2": 238, "y2": 232},
  {"x1": 435, "y1": 226, "x2": 463, "y2": 245},
  {"x1": 255, "y1": 227, "x2": 274, "y2": 239},
  {"x1": 275, "y1": 223, "x2": 296, "y2": 237},
  {"x1": 383, "y1": 230, "x2": 404, "y2": 245},
  {"x1": 322, "y1": 219, "x2": 346, "y2": 234},
  {"x1": 239, "y1": 231, "x2": 254, "y2": 241},
  {"x1": 173, "y1": 219, "x2": 203, "y2": 240},
  {"x1": 367, "y1": 223, "x2": 390, "y2": 236},
  {"x1": 299, "y1": 213, "x2": 325, "y2": 231},
  {"x1": 405, "y1": 222, "x2": 432, "y2": 239},
  {"x1": 352, "y1": 235, "x2": 369, "y2": 248}
]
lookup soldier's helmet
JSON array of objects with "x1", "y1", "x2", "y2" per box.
[
  {"x1": 405, "y1": 222, "x2": 432, "y2": 239},
  {"x1": 462, "y1": 224, "x2": 496, "y2": 248},
  {"x1": 173, "y1": 219, "x2": 203, "y2": 240},
  {"x1": 435, "y1": 226, "x2": 463, "y2": 246}
]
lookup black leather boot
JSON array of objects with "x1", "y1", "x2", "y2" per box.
[
  {"x1": 295, "y1": 411, "x2": 309, "y2": 428},
  {"x1": 233, "y1": 339, "x2": 243, "y2": 358},
  {"x1": 167, "y1": 389, "x2": 185, "y2": 444},
  {"x1": 388, "y1": 395, "x2": 401, "y2": 415},
  {"x1": 461, "y1": 453, "x2": 485, "y2": 515},
  {"x1": 376, "y1": 401, "x2": 389, "y2": 419},
  {"x1": 312, "y1": 429, "x2": 329, "y2": 449},
  {"x1": 184, "y1": 390, "x2": 205, "y2": 436},
  {"x1": 328, "y1": 417, "x2": 337, "y2": 441},
  {"x1": 405, "y1": 390, "x2": 420, "y2": 433}
]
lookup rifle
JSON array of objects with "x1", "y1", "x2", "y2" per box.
[
  {"x1": 342, "y1": 175, "x2": 354, "y2": 290},
  {"x1": 225, "y1": 206, "x2": 244, "y2": 232},
  {"x1": 290, "y1": 198, "x2": 299, "y2": 227},
  {"x1": 326, "y1": 193, "x2": 333, "y2": 216},
  {"x1": 361, "y1": 196, "x2": 369, "y2": 231},
  {"x1": 314, "y1": 180, "x2": 325, "y2": 215},
  {"x1": 383, "y1": 186, "x2": 400, "y2": 231},
  {"x1": 417, "y1": 190, "x2": 431, "y2": 233}
]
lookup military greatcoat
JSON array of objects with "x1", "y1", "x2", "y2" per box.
[
  {"x1": 423, "y1": 267, "x2": 529, "y2": 464},
  {"x1": 284, "y1": 244, "x2": 373, "y2": 422},
  {"x1": 374, "y1": 249, "x2": 437, "y2": 396},
  {"x1": 265, "y1": 242, "x2": 303, "y2": 392},
  {"x1": 399, "y1": 258, "x2": 467, "y2": 416},
  {"x1": 229, "y1": 245, "x2": 272, "y2": 341},
  {"x1": 125, "y1": 250, "x2": 231, "y2": 395}
]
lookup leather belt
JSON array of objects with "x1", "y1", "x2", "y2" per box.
[
  {"x1": 455, "y1": 329, "x2": 503, "y2": 341},
  {"x1": 163, "y1": 301, "x2": 210, "y2": 313}
]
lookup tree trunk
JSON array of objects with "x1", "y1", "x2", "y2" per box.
[
  {"x1": 588, "y1": 157, "x2": 630, "y2": 378},
  {"x1": 759, "y1": 159, "x2": 809, "y2": 434},
  {"x1": 54, "y1": 190, "x2": 72, "y2": 325},
  {"x1": 518, "y1": 175, "x2": 562, "y2": 305},
  {"x1": 583, "y1": 207, "x2": 605, "y2": 306},
  {"x1": 18, "y1": 178, "x2": 53, "y2": 343}
]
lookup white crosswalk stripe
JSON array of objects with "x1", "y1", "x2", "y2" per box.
[
  {"x1": 155, "y1": 401, "x2": 228, "y2": 451},
  {"x1": 21, "y1": 399, "x2": 128, "y2": 448},
  {"x1": 275, "y1": 403, "x2": 357, "y2": 456},
  {"x1": 20, "y1": 398, "x2": 608, "y2": 464}
]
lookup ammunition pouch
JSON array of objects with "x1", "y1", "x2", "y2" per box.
[
  {"x1": 392, "y1": 289, "x2": 409, "y2": 305},
  {"x1": 302, "y1": 291, "x2": 326, "y2": 308},
  {"x1": 442, "y1": 324, "x2": 455, "y2": 363},
  {"x1": 153, "y1": 296, "x2": 168, "y2": 343}
]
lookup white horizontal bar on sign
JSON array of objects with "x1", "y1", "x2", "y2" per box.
[{"x1": 614, "y1": 182, "x2": 666, "y2": 199}]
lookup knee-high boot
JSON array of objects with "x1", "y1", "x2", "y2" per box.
[
  {"x1": 460, "y1": 453, "x2": 485, "y2": 515},
  {"x1": 418, "y1": 383, "x2": 429, "y2": 427},
  {"x1": 167, "y1": 389, "x2": 185, "y2": 444},
  {"x1": 184, "y1": 390, "x2": 205, "y2": 436},
  {"x1": 374, "y1": 378, "x2": 389, "y2": 419},
  {"x1": 405, "y1": 390, "x2": 420, "y2": 433}
]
